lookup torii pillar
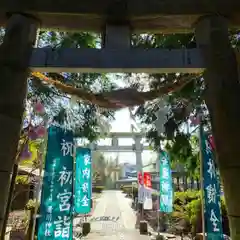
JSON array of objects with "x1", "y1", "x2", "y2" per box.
[
  {"x1": 195, "y1": 16, "x2": 240, "y2": 239},
  {"x1": 134, "y1": 136, "x2": 143, "y2": 173},
  {"x1": 0, "y1": 14, "x2": 39, "y2": 232}
]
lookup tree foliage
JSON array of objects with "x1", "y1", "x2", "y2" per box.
[
  {"x1": 30, "y1": 31, "x2": 116, "y2": 141},
  {"x1": 128, "y1": 32, "x2": 239, "y2": 173},
  {"x1": 92, "y1": 151, "x2": 117, "y2": 186}
]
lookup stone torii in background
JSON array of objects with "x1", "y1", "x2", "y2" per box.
[{"x1": 0, "y1": 0, "x2": 240, "y2": 237}]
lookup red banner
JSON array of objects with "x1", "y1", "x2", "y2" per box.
[
  {"x1": 143, "y1": 172, "x2": 152, "y2": 188},
  {"x1": 208, "y1": 134, "x2": 215, "y2": 150},
  {"x1": 138, "y1": 172, "x2": 143, "y2": 185}
]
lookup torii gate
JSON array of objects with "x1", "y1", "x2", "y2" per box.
[
  {"x1": 78, "y1": 132, "x2": 150, "y2": 173},
  {"x1": 0, "y1": 1, "x2": 240, "y2": 74},
  {"x1": 0, "y1": 0, "x2": 240, "y2": 235}
]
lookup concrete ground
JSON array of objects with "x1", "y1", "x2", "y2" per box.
[{"x1": 75, "y1": 190, "x2": 152, "y2": 240}]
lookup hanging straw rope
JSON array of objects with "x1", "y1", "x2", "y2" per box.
[{"x1": 31, "y1": 72, "x2": 193, "y2": 109}]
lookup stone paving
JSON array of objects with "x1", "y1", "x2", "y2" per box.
[{"x1": 74, "y1": 190, "x2": 152, "y2": 240}]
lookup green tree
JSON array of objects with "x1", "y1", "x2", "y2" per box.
[
  {"x1": 31, "y1": 31, "x2": 115, "y2": 140},
  {"x1": 92, "y1": 151, "x2": 117, "y2": 188},
  {"x1": 128, "y1": 32, "x2": 240, "y2": 238},
  {"x1": 165, "y1": 134, "x2": 200, "y2": 180}
]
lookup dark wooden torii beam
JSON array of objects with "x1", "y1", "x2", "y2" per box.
[{"x1": 0, "y1": 0, "x2": 240, "y2": 33}]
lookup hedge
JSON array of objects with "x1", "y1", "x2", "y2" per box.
[
  {"x1": 92, "y1": 186, "x2": 104, "y2": 193},
  {"x1": 120, "y1": 185, "x2": 230, "y2": 236}
]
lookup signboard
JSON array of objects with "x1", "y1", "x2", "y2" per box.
[
  {"x1": 38, "y1": 126, "x2": 74, "y2": 239},
  {"x1": 143, "y1": 172, "x2": 152, "y2": 188},
  {"x1": 201, "y1": 131, "x2": 223, "y2": 239},
  {"x1": 138, "y1": 172, "x2": 143, "y2": 185},
  {"x1": 122, "y1": 163, "x2": 137, "y2": 178},
  {"x1": 74, "y1": 147, "x2": 92, "y2": 214},
  {"x1": 159, "y1": 151, "x2": 173, "y2": 213},
  {"x1": 126, "y1": 171, "x2": 137, "y2": 178},
  {"x1": 138, "y1": 185, "x2": 151, "y2": 202}
]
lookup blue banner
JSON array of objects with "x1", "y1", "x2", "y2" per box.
[
  {"x1": 201, "y1": 130, "x2": 223, "y2": 239},
  {"x1": 38, "y1": 126, "x2": 74, "y2": 239},
  {"x1": 74, "y1": 147, "x2": 92, "y2": 214},
  {"x1": 159, "y1": 151, "x2": 173, "y2": 213}
]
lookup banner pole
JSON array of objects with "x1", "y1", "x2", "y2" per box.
[
  {"x1": 72, "y1": 140, "x2": 76, "y2": 237},
  {"x1": 158, "y1": 151, "x2": 161, "y2": 234},
  {"x1": 157, "y1": 199, "x2": 160, "y2": 234},
  {"x1": 30, "y1": 115, "x2": 48, "y2": 240},
  {"x1": 158, "y1": 149, "x2": 162, "y2": 233},
  {"x1": 198, "y1": 113, "x2": 206, "y2": 240}
]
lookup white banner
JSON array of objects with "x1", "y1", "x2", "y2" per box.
[
  {"x1": 143, "y1": 197, "x2": 153, "y2": 210},
  {"x1": 138, "y1": 185, "x2": 155, "y2": 209}
]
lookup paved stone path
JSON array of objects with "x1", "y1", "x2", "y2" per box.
[{"x1": 79, "y1": 190, "x2": 151, "y2": 240}]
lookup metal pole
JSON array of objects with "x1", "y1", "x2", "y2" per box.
[
  {"x1": 30, "y1": 114, "x2": 48, "y2": 240},
  {"x1": 157, "y1": 201, "x2": 160, "y2": 234},
  {"x1": 72, "y1": 140, "x2": 76, "y2": 236},
  {"x1": 157, "y1": 152, "x2": 161, "y2": 234},
  {"x1": 132, "y1": 183, "x2": 134, "y2": 202},
  {"x1": 158, "y1": 149, "x2": 165, "y2": 233},
  {"x1": 198, "y1": 113, "x2": 206, "y2": 240}
]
